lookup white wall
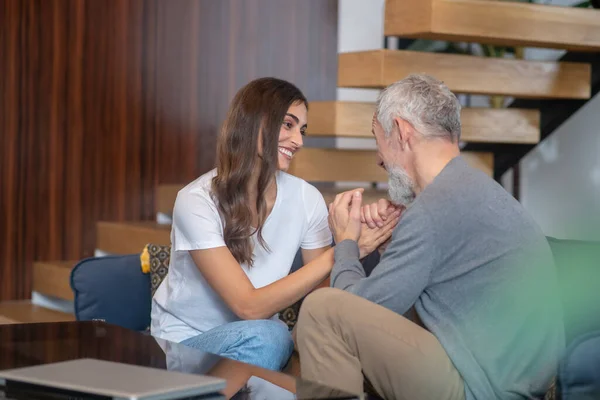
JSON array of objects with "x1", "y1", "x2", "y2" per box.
[
  {"x1": 335, "y1": 0, "x2": 385, "y2": 153},
  {"x1": 509, "y1": 3, "x2": 600, "y2": 241},
  {"x1": 337, "y1": 0, "x2": 384, "y2": 103},
  {"x1": 519, "y1": 93, "x2": 600, "y2": 241}
]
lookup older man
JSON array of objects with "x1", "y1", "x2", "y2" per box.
[{"x1": 296, "y1": 74, "x2": 564, "y2": 400}]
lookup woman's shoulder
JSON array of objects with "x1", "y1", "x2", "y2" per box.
[
  {"x1": 175, "y1": 169, "x2": 218, "y2": 210},
  {"x1": 278, "y1": 171, "x2": 325, "y2": 205},
  {"x1": 179, "y1": 169, "x2": 216, "y2": 194}
]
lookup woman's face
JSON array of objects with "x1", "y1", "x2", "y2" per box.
[{"x1": 277, "y1": 102, "x2": 307, "y2": 171}]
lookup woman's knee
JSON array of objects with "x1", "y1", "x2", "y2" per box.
[
  {"x1": 244, "y1": 320, "x2": 294, "y2": 370},
  {"x1": 181, "y1": 320, "x2": 293, "y2": 371}
]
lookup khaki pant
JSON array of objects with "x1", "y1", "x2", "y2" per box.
[{"x1": 296, "y1": 288, "x2": 465, "y2": 400}]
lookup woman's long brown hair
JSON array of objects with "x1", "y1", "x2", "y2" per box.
[{"x1": 211, "y1": 77, "x2": 308, "y2": 267}]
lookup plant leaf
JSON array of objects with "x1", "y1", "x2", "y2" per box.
[{"x1": 572, "y1": 0, "x2": 591, "y2": 7}]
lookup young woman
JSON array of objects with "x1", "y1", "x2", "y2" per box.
[{"x1": 151, "y1": 77, "x2": 400, "y2": 371}]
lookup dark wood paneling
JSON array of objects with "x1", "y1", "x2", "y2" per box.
[{"x1": 0, "y1": 0, "x2": 338, "y2": 300}]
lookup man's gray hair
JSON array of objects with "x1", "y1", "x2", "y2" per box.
[{"x1": 375, "y1": 74, "x2": 461, "y2": 142}]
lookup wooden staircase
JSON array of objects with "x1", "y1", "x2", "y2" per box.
[
  {"x1": 0, "y1": 261, "x2": 77, "y2": 324},
  {"x1": 33, "y1": 261, "x2": 77, "y2": 302},
  {"x1": 308, "y1": 102, "x2": 540, "y2": 144},
  {"x1": 1, "y1": 0, "x2": 597, "y2": 323},
  {"x1": 384, "y1": 0, "x2": 600, "y2": 52},
  {"x1": 338, "y1": 49, "x2": 590, "y2": 99},
  {"x1": 96, "y1": 222, "x2": 170, "y2": 255},
  {"x1": 0, "y1": 301, "x2": 74, "y2": 324}
]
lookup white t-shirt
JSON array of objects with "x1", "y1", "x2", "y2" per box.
[{"x1": 151, "y1": 168, "x2": 332, "y2": 343}]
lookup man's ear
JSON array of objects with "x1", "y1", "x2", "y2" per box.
[
  {"x1": 394, "y1": 117, "x2": 410, "y2": 149},
  {"x1": 395, "y1": 117, "x2": 418, "y2": 150}
]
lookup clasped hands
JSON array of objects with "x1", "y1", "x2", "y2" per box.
[{"x1": 328, "y1": 188, "x2": 404, "y2": 259}]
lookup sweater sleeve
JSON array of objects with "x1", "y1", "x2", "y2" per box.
[{"x1": 331, "y1": 203, "x2": 438, "y2": 315}]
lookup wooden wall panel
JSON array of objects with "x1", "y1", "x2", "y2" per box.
[{"x1": 0, "y1": 0, "x2": 338, "y2": 300}]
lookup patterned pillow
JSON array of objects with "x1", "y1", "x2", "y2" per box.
[
  {"x1": 140, "y1": 243, "x2": 303, "y2": 330},
  {"x1": 279, "y1": 301, "x2": 302, "y2": 330},
  {"x1": 140, "y1": 244, "x2": 171, "y2": 297}
]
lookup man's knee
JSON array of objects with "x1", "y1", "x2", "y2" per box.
[{"x1": 298, "y1": 287, "x2": 348, "y2": 325}]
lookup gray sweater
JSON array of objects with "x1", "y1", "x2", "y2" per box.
[{"x1": 332, "y1": 156, "x2": 565, "y2": 400}]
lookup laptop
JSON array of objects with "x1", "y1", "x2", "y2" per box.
[{"x1": 0, "y1": 358, "x2": 226, "y2": 400}]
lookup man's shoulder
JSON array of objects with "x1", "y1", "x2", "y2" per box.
[
  {"x1": 420, "y1": 156, "x2": 546, "y2": 250},
  {"x1": 421, "y1": 156, "x2": 514, "y2": 211}
]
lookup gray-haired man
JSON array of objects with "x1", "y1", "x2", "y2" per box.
[{"x1": 296, "y1": 75, "x2": 564, "y2": 400}]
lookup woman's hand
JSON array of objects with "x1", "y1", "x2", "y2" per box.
[
  {"x1": 328, "y1": 189, "x2": 364, "y2": 244},
  {"x1": 357, "y1": 208, "x2": 401, "y2": 258}
]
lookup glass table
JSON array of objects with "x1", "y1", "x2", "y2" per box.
[{"x1": 0, "y1": 321, "x2": 363, "y2": 399}]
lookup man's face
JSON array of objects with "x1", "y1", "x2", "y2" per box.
[{"x1": 372, "y1": 114, "x2": 416, "y2": 207}]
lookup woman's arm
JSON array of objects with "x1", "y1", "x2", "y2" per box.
[
  {"x1": 301, "y1": 246, "x2": 331, "y2": 289},
  {"x1": 205, "y1": 358, "x2": 253, "y2": 399},
  {"x1": 190, "y1": 246, "x2": 334, "y2": 321},
  {"x1": 206, "y1": 358, "x2": 296, "y2": 399}
]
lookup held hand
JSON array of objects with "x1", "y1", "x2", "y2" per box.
[
  {"x1": 357, "y1": 208, "x2": 402, "y2": 258},
  {"x1": 328, "y1": 189, "x2": 364, "y2": 244},
  {"x1": 360, "y1": 199, "x2": 404, "y2": 229},
  {"x1": 378, "y1": 237, "x2": 392, "y2": 255}
]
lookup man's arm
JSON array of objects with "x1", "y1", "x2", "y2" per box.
[{"x1": 331, "y1": 204, "x2": 437, "y2": 315}]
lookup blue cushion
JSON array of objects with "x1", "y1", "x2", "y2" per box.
[
  {"x1": 70, "y1": 254, "x2": 151, "y2": 331},
  {"x1": 290, "y1": 249, "x2": 304, "y2": 273},
  {"x1": 559, "y1": 330, "x2": 600, "y2": 400}
]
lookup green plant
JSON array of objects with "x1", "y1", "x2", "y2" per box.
[{"x1": 573, "y1": 1, "x2": 596, "y2": 7}]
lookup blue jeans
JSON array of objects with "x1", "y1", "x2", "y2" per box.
[{"x1": 180, "y1": 319, "x2": 294, "y2": 371}]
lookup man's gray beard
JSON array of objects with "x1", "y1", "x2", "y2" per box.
[{"x1": 387, "y1": 166, "x2": 416, "y2": 207}]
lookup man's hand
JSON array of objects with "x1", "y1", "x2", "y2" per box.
[
  {"x1": 328, "y1": 188, "x2": 364, "y2": 244},
  {"x1": 357, "y1": 209, "x2": 401, "y2": 258},
  {"x1": 361, "y1": 198, "x2": 404, "y2": 229}
]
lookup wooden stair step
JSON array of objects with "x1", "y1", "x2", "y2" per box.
[
  {"x1": 96, "y1": 221, "x2": 171, "y2": 255},
  {"x1": 33, "y1": 260, "x2": 77, "y2": 301},
  {"x1": 338, "y1": 49, "x2": 591, "y2": 99},
  {"x1": 290, "y1": 148, "x2": 388, "y2": 182},
  {"x1": 385, "y1": 0, "x2": 600, "y2": 52},
  {"x1": 156, "y1": 184, "x2": 181, "y2": 215},
  {"x1": 289, "y1": 148, "x2": 494, "y2": 182},
  {"x1": 308, "y1": 102, "x2": 540, "y2": 144},
  {"x1": 0, "y1": 301, "x2": 75, "y2": 324}
]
